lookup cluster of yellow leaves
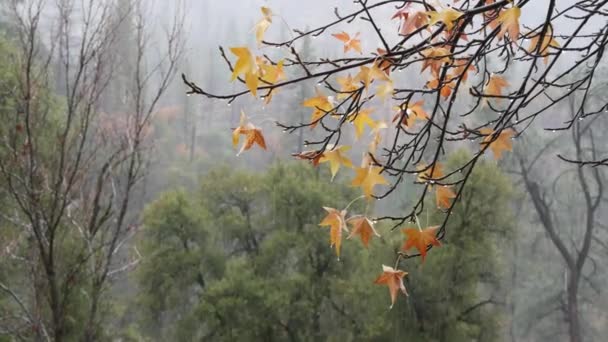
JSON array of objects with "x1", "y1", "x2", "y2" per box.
[
  {"x1": 232, "y1": 111, "x2": 267, "y2": 155},
  {"x1": 302, "y1": 89, "x2": 335, "y2": 127},
  {"x1": 229, "y1": 47, "x2": 285, "y2": 98},
  {"x1": 225, "y1": 3, "x2": 538, "y2": 308},
  {"x1": 319, "y1": 207, "x2": 380, "y2": 258}
]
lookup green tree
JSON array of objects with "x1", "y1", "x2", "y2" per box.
[{"x1": 135, "y1": 155, "x2": 514, "y2": 341}]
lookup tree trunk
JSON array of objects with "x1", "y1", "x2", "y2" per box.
[{"x1": 567, "y1": 271, "x2": 582, "y2": 342}]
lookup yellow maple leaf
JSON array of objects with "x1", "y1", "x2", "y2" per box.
[
  {"x1": 376, "y1": 80, "x2": 394, "y2": 101},
  {"x1": 527, "y1": 24, "x2": 560, "y2": 64},
  {"x1": 336, "y1": 74, "x2": 359, "y2": 99},
  {"x1": 319, "y1": 145, "x2": 353, "y2": 180},
  {"x1": 352, "y1": 165, "x2": 388, "y2": 198},
  {"x1": 349, "y1": 108, "x2": 377, "y2": 139},
  {"x1": 319, "y1": 207, "x2": 348, "y2": 258},
  {"x1": 427, "y1": 8, "x2": 462, "y2": 30},
  {"x1": 495, "y1": 6, "x2": 521, "y2": 41},
  {"x1": 229, "y1": 47, "x2": 259, "y2": 96},
  {"x1": 302, "y1": 90, "x2": 334, "y2": 128},
  {"x1": 416, "y1": 162, "x2": 444, "y2": 183}
]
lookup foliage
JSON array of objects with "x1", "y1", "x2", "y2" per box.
[{"x1": 135, "y1": 156, "x2": 514, "y2": 340}]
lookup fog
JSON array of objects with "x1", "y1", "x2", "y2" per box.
[{"x1": 0, "y1": 0, "x2": 607, "y2": 341}]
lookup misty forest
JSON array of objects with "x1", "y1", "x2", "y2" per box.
[{"x1": 0, "y1": 0, "x2": 607, "y2": 341}]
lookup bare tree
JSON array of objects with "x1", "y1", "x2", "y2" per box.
[
  {"x1": 0, "y1": 0, "x2": 183, "y2": 340},
  {"x1": 515, "y1": 99, "x2": 605, "y2": 341}
]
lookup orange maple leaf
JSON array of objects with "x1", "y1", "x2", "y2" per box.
[
  {"x1": 485, "y1": 75, "x2": 509, "y2": 98},
  {"x1": 374, "y1": 265, "x2": 408, "y2": 308},
  {"x1": 436, "y1": 186, "x2": 456, "y2": 209},
  {"x1": 232, "y1": 111, "x2": 267, "y2": 155},
  {"x1": 480, "y1": 128, "x2": 514, "y2": 160},
  {"x1": 399, "y1": 11, "x2": 428, "y2": 36},
  {"x1": 294, "y1": 150, "x2": 324, "y2": 167},
  {"x1": 319, "y1": 207, "x2": 348, "y2": 258},
  {"x1": 392, "y1": 100, "x2": 429, "y2": 127},
  {"x1": 421, "y1": 47, "x2": 452, "y2": 77},
  {"x1": 347, "y1": 217, "x2": 380, "y2": 247},
  {"x1": 401, "y1": 226, "x2": 441, "y2": 262},
  {"x1": 332, "y1": 31, "x2": 362, "y2": 54}
]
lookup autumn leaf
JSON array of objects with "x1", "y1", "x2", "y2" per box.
[
  {"x1": 376, "y1": 80, "x2": 394, "y2": 101},
  {"x1": 349, "y1": 108, "x2": 377, "y2": 139},
  {"x1": 229, "y1": 47, "x2": 259, "y2": 96},
  {"x1": 319, "y1": 207, "x2": 348, "y2": 258},
  {"x1": 416, "y1": 162, "x2": 444, "y2": 183},
  {"x1": 427, "y1": 8, "x2": 463, "y2": 30},
  {"x1": 319, "y1": 145, "x2": 353, "y2": 180},
  {"x1": 421, "y1": 47, "x2": 452, "y2": 77},
  {"x1": 451, "y1": 58, "x2": 477, "y2": 82},
  {"x1": 332, "y1": 31, "x2": 362, "y2": 54},
  {"x1": 399, "y1": 11, "x2": 429, "y2": 36},
  {"x1": 436, "y1": 185, "x2": 456, "y2": 209},
  {"x1": 401, "y1": 226, "x2": 441, "y2": 262},
  {"x1": 527, "y1": 24, "x2": 560, "y2": 64},
  {"x1": 253, "y1": 6, "x2": 273, "y2": 46},
  {"x1": 495, "y1": 6, "x2": 521, "y2": 41},
  {"x1": 427, "y1": 78, "x2": 453, "y2": 98},
  {"x1": 232, "y1": 111, "x2": 267, "y2": 155},
  {"x1": 352, "y1": 165, "x2": 388, "y2": 198},
  {"x1": 391, "y1": 4, "x2": 412, "y2": 21},
  {"x1": 374, "y1": 265, "x2": 408, "y2": 308},
  {"x1": 375, "y1": 49, "x2": 395, "y2": 75},
  {"x1": 354, "y1": 64, "x2": 389, "y2": 91},
  {"x1": 294, "y1": 150, "x2": 324, "y2": 167},
  {"x1": 393, "y1": 100, "x2": 429, "y2": 127},
  {"x1": 368, "y1": 121, "x2": 388, "y2": 154},
  {"x1": 336, "y1": 74, "x2": 359, "y2": 99},
  {"x1": 485, "y1": 75, "x2": 509, "y2": 98},
  {"x1": 480, "y1": 128, "x2": 514, "y2": 160},
  {"x1": 302, "y1": 89, "x2": 334, "y2": 128},
  {"x1": 259, "y1": 59, "x2": 285, "y2": 84},
  {"x1": 347, "y1": 217, "x2": 380, "y2": 247}
]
